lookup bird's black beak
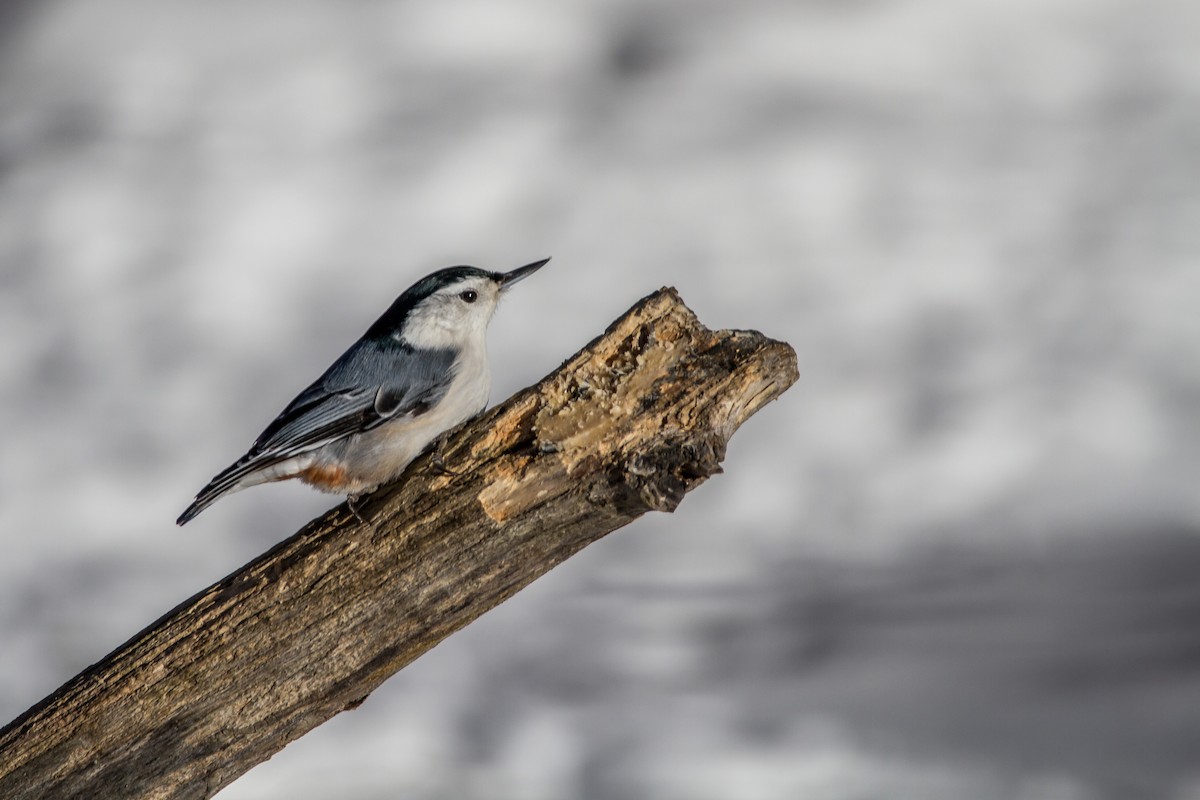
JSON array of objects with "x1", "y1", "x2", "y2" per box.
[{"x1": 498, "y1": 257, "x2": 550, "y2": 290}]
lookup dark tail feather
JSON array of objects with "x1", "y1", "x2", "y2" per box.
[
  {"x1": 176, "y1": 487, "x2": 224, "y2": 526},
  {"x1": 176, "y1": 453, "x2": 271, "y2": 525}
]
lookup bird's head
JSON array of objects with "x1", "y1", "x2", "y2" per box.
[{"x1": 368, "y1": 258, "x2": 549, "y2": 349}]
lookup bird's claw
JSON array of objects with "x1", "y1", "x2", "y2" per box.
[
  {"x1": 430, "y1": 434, "x2": 462, "y2": 476},
  {"x1": 431, "y1": 449, "x2": 460, "y2": 477},
  {"x1": 347, "y1": 494, "x2": 369, "y2": 526}
]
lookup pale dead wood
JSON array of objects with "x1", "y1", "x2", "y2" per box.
[{"x1": 0, "y1": 288, "x2": 798, "y2": 800}]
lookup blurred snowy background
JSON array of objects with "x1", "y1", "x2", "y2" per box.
[{"x1": 1, "y1": 1, "x2": 1199, "y2": 798}]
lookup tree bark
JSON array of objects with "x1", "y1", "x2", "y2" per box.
[{"x1": 0, "y1": 288, "x2": 798, "y2": 800}]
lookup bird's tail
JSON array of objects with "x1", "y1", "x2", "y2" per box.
[
  {"x1": 176, "y1": 487, "x2": 227, "y2": 526},
  {"x1": 176, "y1": 453, "x2": 276, "y2": 525}
]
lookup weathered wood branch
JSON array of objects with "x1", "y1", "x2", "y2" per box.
[{"x1": 0, "y1": 288, "x2": 798, "y2": 800}]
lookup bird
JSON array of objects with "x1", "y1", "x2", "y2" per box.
[{"x1": 176, "y1": 258, "x2": 549, "y2": 525}]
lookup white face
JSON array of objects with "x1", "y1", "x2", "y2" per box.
[{"x1": 399, "y1": 275, "x2": 504, "y2": 349}]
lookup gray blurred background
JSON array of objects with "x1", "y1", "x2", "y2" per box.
[{"x1": 1, "y1": 1, "x2": 1199, "y2": 798}]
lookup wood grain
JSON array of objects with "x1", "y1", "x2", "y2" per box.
[{"x1": 0, "y1": 288, "x2": 798, "y2": 800}]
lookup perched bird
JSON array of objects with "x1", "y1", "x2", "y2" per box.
[{"x1": 177, "y1": 258, "x2": 549, "y2": 525}]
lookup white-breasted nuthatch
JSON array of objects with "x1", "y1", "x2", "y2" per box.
[{"x1": 176, "y1": 258, "x2": 549, "y2": 525}]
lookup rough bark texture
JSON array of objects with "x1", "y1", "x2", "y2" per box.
[{"x1": 0, "y1": 288, "x2": 798, "y2": 800}]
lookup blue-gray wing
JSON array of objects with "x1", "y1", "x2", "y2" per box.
[
  {"x1": 251, "y1": 338, "x2": 457, "y2": 458},
  {"x1": 177, "y1": 339, "x2": 455, "y2": 524}
]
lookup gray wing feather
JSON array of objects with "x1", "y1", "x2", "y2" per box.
[
  {"x1": 176, "y1": 339, "x2": 456, "y2": 524},
  {"x1": 252, "y1": 338, "x2": 457, "y2": 457}
]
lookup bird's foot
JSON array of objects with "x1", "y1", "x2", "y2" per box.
[
  {"x1": 431, "y1": 451, "x2": 460, "y2": 477},
  {"x1": 347, "y1": 494, "x2": 370, "y2": 526},
  {"x1": 430, "y1": 435, "x2": 461, "y2": 477}
]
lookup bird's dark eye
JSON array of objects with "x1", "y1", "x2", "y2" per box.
[{"x1": 460, "y1": 290, "x2": 478, "y2": 303}]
